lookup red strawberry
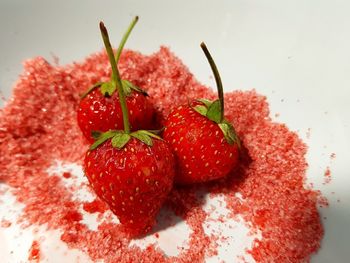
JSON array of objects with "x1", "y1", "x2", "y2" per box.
[
  {"x1": 85, "y1": 136, "x2": 175, "y2": 236},
  {"x1": 77, "y1": 16, "x2": 155, "y2": 142},
  {"x1": 77, "y1": 88, "x2": 155, "y2": 142},
  {"x1": 163, "y1": 43, "x2": 240, "y2": 184},
  {"x1": 83, "y1": 22, "x2": 175, "y2": 236}
]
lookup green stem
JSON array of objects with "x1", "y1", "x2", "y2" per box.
[
  {"x1": 115, "y1": 16, "x2": 139, "y2": 63},
  {"x1": 100, "y1": 22, "x2": 130, "y2": 133},
  {"x1": 200, "y1": 42, "x2": 224, "y2": 122}
]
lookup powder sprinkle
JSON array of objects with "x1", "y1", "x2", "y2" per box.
[
  {"x1": 323, "y1": 167, "x2": 332, "y2": 185},
  {"x1": 0, "y1": 47, "x2": 325, "y2": 262},
  {"x1": 28, "y1": 240, "x2": 41, "y2": 262}
]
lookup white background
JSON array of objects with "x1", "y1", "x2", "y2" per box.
[{"x1": 0, "y1": 0, "x2": 349, "y2": 262}]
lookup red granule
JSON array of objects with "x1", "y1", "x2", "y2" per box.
[
  {"x1": 0, "y1": 47, "x2": 325, "y2": 262},
  {"x1": 28, "y1": 240, "x2": 41, "y2": 262},
  {"x1": 323, "y1": 167, "x2": 332, "y2": 184},
  {"x1": 318, "y1": 196, "x2": 329, "y2": 208},
  {"x1": 63, "y1": 210, "x2": 83, "y2": 222},
  {"x1": 83, "y1": 199, "x2": 108, "y2": 214},
  {"x1": 63, "y1": 172, "x2": 72, "y2": 178},
  {"x1": 1, "y1": 218, "x2": 12, "y2": 228}
]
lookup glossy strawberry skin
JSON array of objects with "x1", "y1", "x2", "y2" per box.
[
  {"x1": 84, "y1": 138, "x2": 175, "y2": 236},
  {"x1": 77, "y1": 89, "x2": 155, "y2": 142},
  {"x1": 163, "y1": 104, "x2": 239, "y2": 185}
]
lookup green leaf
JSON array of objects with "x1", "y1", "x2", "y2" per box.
[
  {"x1": 111, "y1": 133, "x2": 131, "y2": 149},
  {"x1": 197, "y1": 98, "x2": 213, "y2": 108},
  {"x1": 100, "y1": 81, "x2": 117, "y2": 97},
  {"x1": 121, "y1": 79, "x2": 132, "y2": 96},
  {"x1": 89, "y1": 130, "x2": 117, "y2": 150},
  {"x1": 218, "y1": 123, "x2": 233, "y2": 144},
  {"x1": 130, "y1": 131, "x2": 153, "y2": 146},
  {"x1": 122, "y1": 79, "x2": 148, "y2": 96},
  {"x1": 218, "y1": 121, "x2": 241, "y2": 148},
  {"x1": 80, "y1": 82, "x2": 103, "y2": 98},
  {"x1": 91, "y1": 130, "x2": 102, "y2": 140},
  {"x1": 206, "y1": 99, "x2": 222, "y2": 123},
  {"x1": 145, "y1": 127, "x2": 165, "y2": 135},
  {"x1": 193, "y1": 105, "x2": 208, "y2": 116},
  {"x1": 138, "y1": 130, "x2": 163, "y2": 140}
]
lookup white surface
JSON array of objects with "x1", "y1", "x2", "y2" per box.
[{"x1": 1, "y1": 0, "x2": 350, "y2": 262}]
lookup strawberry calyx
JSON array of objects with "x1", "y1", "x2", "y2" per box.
[
  {"x1": 121, "y1": 80, "x2": 148, "y2": 97},
  {"x1": 89, "y1": 129, "x2": 163, "y2": 150},
  {"x1": 80, "y1": 79, "x2": 148, "y2": 99},
  {"x1": 80, "y1": 82, "x2": 104, "y2": 98},
  {"x1": 192, "y1": 99, "x2": 241, "y2": 147},
  {"x1": 192, "y1": 42, "x2": 241, "y2": 148},
  {"x1": 80, "y1": 16, "x2": 147, "y2": 99}
]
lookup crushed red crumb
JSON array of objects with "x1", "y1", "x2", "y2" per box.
[
  {"x1": 0, "y1": 47, "x2": 325, "y2": 262},
  {"x1": 83, "y1": 199, "x2": 108, "y2": 214},
  {"x1": 62, "y1": 210, "x2": 83, "y2": 222},
  {"x1": 1, "y1": 218, "x2": 12, "y2": 228},
  {"x1": 28, "y1": 240, "x2": 41, "y2": 262},
  {"x1": 62, "y1": 172, "x2": 72, "y2": 178},
  {"x1": 323, "y1": 167, "x2": 332, "y2": 184},
  {"x1": 318, "y1": 196, "x2": 329, "y2": 208}
]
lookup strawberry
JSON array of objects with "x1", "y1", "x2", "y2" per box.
[
  {"x1": 77, "y1": 16, "x2": 155, "y2": 142},
  {"x1": 84, "y1": 22, "x2": 175, "y2": 236},
  {"x1": 77, "y1": 88, "x2": 154, "y2": 142},
  {"x1": 85, "y1": 135, "x2": 175, "y2": 236},
  {"x1": 163, "y1": 43, "x2": 240, "y2": 184}
]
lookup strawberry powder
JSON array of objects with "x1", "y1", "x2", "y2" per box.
[
  {"x1": 28, "y1": 240, "x2": 41, "y2": 262},
  {"x1": 0, "y1": 47, "x2": 325, "y2": 262}
]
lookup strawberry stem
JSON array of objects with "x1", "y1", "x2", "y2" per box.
[
  {"x1": 115, "y1": 16, "x2": 139, "y2": 63},
  {"x1": 200, "y1": 42, "x2": 224, "y2": 122},
  {"x1": 100, "y1": 22, "x2": 130, "y2": 133}
]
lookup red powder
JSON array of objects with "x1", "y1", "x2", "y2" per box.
[
  {"x1": 83, "y1": 199, "x2": 108, "y2": 214},
  {"x1": 323, "y1": 167, "x2": 332, "y2": 184},
  {"x1": 63, "y1": 210, "x2": 83, "y2": 222},
  {"x1": 63, "y1": 172, "x2": 71, "y2": 178},
  {"x1": 28, "y1": 240, "x2": 41, "y2": 262},
  {"x1": 0, "y1": 47, "x2": 325, "y2": 262},
  {"x1": 1, "y1": 218, "x2": 12, "y2": 228}
]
